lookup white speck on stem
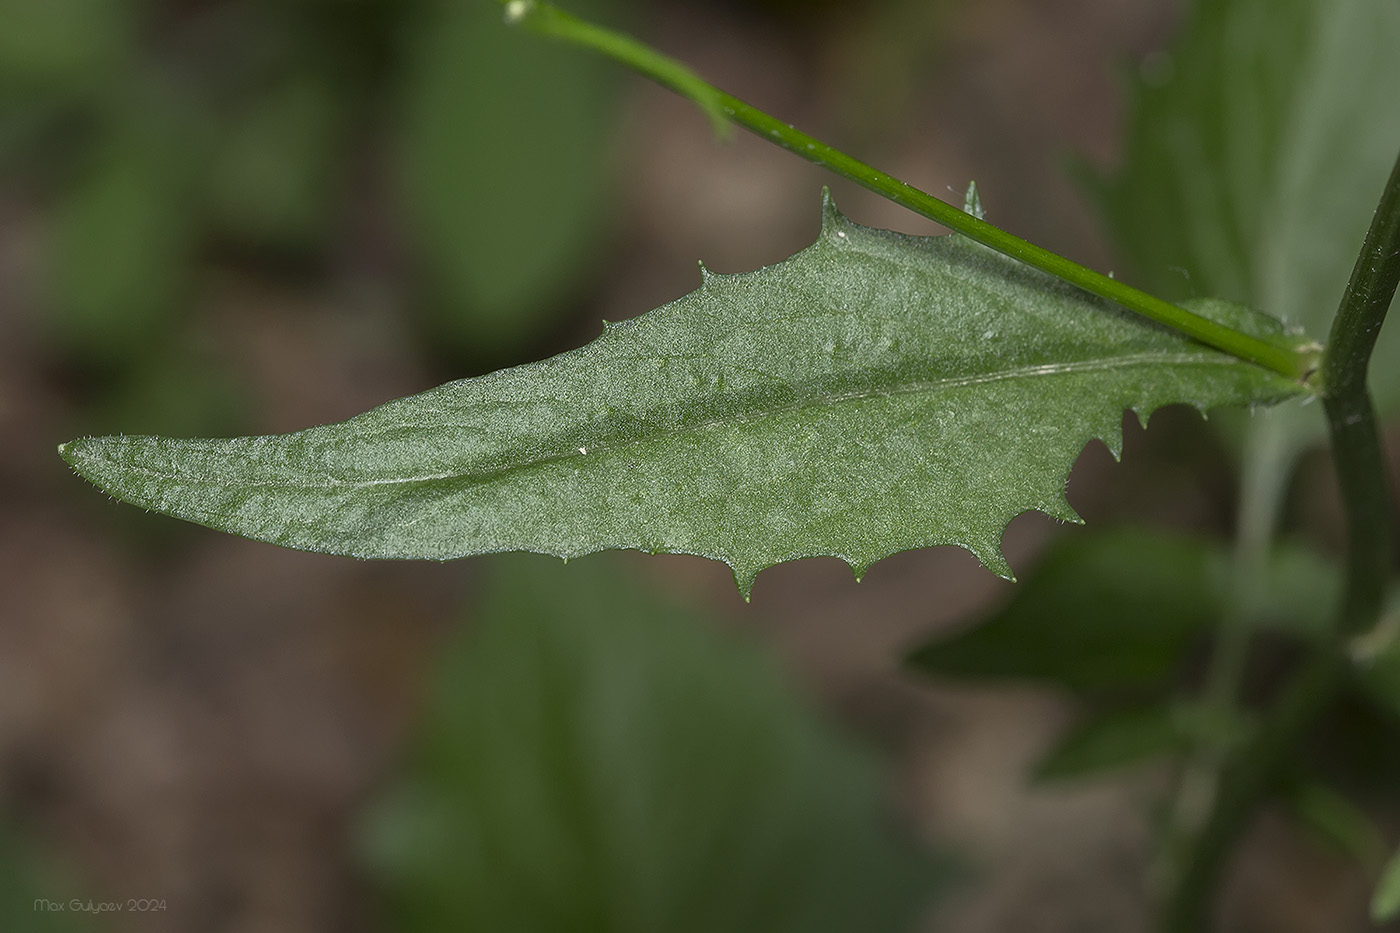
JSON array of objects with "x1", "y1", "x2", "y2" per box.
[
  {"x1": 579, "y1": 446, "x2": 588, "y2": 454},
  {"x1": 504, "y1": 0, "x2": 532, "y2": 24}
]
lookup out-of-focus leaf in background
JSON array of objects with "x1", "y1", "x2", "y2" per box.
[
  {"x1": 362, "y1": 555, "x2": 939, "y2": 933},
  {"x1": 1350, "y1": 592, "x2": 1400, "y2": 725},
  {"x1": 45, "y1": 101, "x2": 198, "y2": 365},
  {"x1": 0, "y1": 0, "x2": 200, "y2": 369},
  {"x1": 1032, "y1": 703, "x2": 1193, "y2": 783},
  {"x1": 0, "y1": 0, "x2": 133, "y2": 96},
  {"x1": 1373, "y1": 842, "x2": 1400, "y2": 923},
  {"x1": 1097, "y1": 0, "x2": 1400, "y2": 416},
  {"x1": 84, "y1": 347, "x2": 246, "y2": 440},
  {"x1": 907, "y1": 526, "x2": 1400, "y2": 849},
  {"x1": 204, "y1": 66, "x2": 349, "y2": 256},
  {"x1": 905, "y1": 527, "x2": 1341, "y2": 697},
  {"x1": 908, "y1": 529, "x2": 1229, "y2": 695},
  {"x1": 9, "y1": 0, "x2": 633, "y2": 379},
  {"x1": 398, "y1": 0, "x2": 626, "y2": 359},
  {"x1": 1280, "y1": 779, "x2": 1386, "y2": 869}
]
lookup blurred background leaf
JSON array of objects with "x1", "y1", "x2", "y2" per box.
[
  {"x1": 203, "y1": 66, "x2": 348, "y2": 256},
  {"x1": 11, "y1": 0, "x2": 637, "y2": 382},
  {"x1": 0, "y1": 0, "x2": 134, "y2": 97},
  {"x1": 907, "y1": 525, "x2": 1400, "y2": 871},
  {"x1": 362, "y1": 555, "x2": 941, "y2": 933},
  {"x1": 1350, "y1": 591, "x2": 1400, "y2": 724},
  {"x1": 1373, "y1": 843, "x2": 1400, "y2": 923},
  {"x1": 397, "y1": 0, "x2": 626, "y2": 363},
  {"x1": 1096, "y1": 0, "x2": 1400, "y2": 417},
  {"x1": 905, "y1": 527, "x2": 1342, "y2": 694},
  {"x1": 1032, "y1": 702, "x2": 1192, "y2": 783},
  {"x1": 44, "y1": 97, "x2": 197, "y2": 365},
  {"x1": 905, "y1": 529, "x2": 1227, "y2": 695},
  {"x1": 1279, "y1": 778, "x2": 1386, "y2": 869}
]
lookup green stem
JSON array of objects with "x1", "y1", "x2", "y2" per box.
[
  {"x1": 1158, "y1": 414, "x2": 1292, "y2": 901},
  {"x1": 1321, "y1": 147, "x2": 1400, "y2": 635},
  {"x1": 1163, "y1": 147, "x2": 1400, "y2": 931},
  {"x1": 1162, "y1": 652, "x2": 1346, "y2": 932},
  {"x1": 504, "y1": 0, "x2": 1315, "y2": 382}
]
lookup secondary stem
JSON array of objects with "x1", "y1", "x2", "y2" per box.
[
  {"x1": 504, "y1": 0, "x2": 1315, "y2": 382},
  {"x1": 1158, "y1": 414, "x2": 1292, "y2": 899},
  {"x1": 1322, "y1": 147, "x2": 1400, "y2": 635},
  {"x1": 1162, "y1": 652, "x2": 1346, "y2": 932}
]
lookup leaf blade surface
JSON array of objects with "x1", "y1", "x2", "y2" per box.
[{"x1": 60, "y1": 196, "x2": 1310, "y2": 595}]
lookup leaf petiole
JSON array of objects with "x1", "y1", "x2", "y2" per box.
[{"x1": 502, "y1": 0, "x2": 1319, "y2": 383}]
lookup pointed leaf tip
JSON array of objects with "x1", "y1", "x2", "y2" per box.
[
  {"x1": 732, "y1": 565, "x2": 758, "y2": 602},
  {"x1": 819, "y1": 187, "x2": 848, "y2": 238},
  {"x1": 980, "y1": 549, "x2": 1015, "y2": 583},
  {"x1": 963, "y1": 181, "x2": 985, "y2": 220}
]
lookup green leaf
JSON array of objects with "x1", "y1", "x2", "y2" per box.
[
  {"x1": 906, "y1": 530, "x2": 1221, "y2": 692},
  {"x1": 1281, "y1": 780, "x2": 1384, "y2": 867},
  {"x1": 1100, "y1": 0, "x2": 1400, "y2": 412},
  {"x1": 399, "y1": 0, "x2": 623, "y2": 354},
  {"x1": 904, "y1": 528, "x2": 1337, "y2": 692},
  {"x1": 362, "y1": 555, "x2": 939, "y2": 933},
  {"x1": 45, "y1": 103, "x2": 196, "y2": 364},
  {"x1": 1349, "y1": 594, "x2": 1400, "y2": 722},
  {"x1": 0, "y1": 0, "x2": 134, "y2": 94},
  {"x1": 1373, "y1": 843, "x2": 1400, "y2": 923},
  {"x1": 59, "y1": 195, "x2": 1310, "y2": 597},
  {"x1": 204, "y1": 68, "x2": 347, "y2": 254},
  {"x1": 1033, "y1": 703, "x2": 1191, "y2": 782}
]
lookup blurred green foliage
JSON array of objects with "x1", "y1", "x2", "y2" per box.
[
  {"x1": 1032, "y1": 703, "x2": 1193, "y2": 782},
  {"x1": 0, "y1": 0, "x2": 628, "y2": 386},
  {"x1": 1281, "y1": 779, "x2": 1386, "y2": 868},
  {"x1": 907, "y1": 526, "x2": 1400, "y2": 844},
  {"x1": 1373, "y1": 842, "x2": 1400, "y2": 922},
  {"x1": 0, "y1": 0, "x2": 132, "y2": 95},
  {"x1": 203, "y1": 65, "x2": 348, "y2": 254},
  {"x1": 46, "y1": 100, "x2": 196, "y2": 364},
  {"x1": 908, "y1": 530, "x2": 1230, "y2": 696},
  {"x1": 363, "y1": 555, "x2": 940, "y2": 933},
  {"x1": 908, "y1": 529, "x2": 1334, "y2": 696},
  {"x1": 399, "y1": 0, "x2": 624, "y2": 356},
  {"x1": 1097, "y1": 0, "x2": 1400, "y2": 416}
]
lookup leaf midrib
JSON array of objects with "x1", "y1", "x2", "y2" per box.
[{"x1": 89, "y1": 350, "x2": 1257, "y2": 494}]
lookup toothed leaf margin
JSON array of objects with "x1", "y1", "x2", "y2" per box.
[{"x1": 60, "y1": 192, "x2": 1311, "y2": 597}]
